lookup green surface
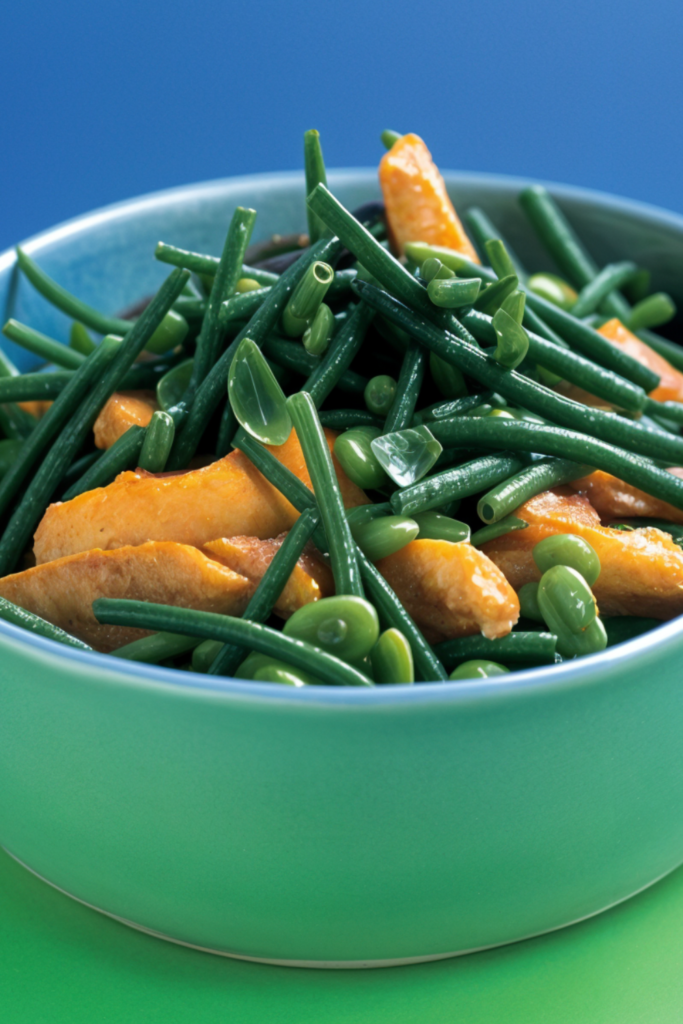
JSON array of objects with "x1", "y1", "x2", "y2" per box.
[{"x1": 3, "y1": 848, "x2": 683, "y2": 1022}]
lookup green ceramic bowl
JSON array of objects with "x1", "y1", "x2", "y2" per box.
[{"x1": 1, "y1": 171, "x2": 683, "y2": 968}]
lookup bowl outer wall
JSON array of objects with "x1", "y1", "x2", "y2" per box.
[{"x1": 1, "y1": 170, "x2": 683, "y2": 962}]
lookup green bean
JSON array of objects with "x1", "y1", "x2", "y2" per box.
[
  {"x1": 346, "y1": 502, "x2": 392, "y2": 527},
  {"x1": 233, "y1": 426, "x2": 318, "y2": 510},
  {"x1": 354, "y1": 281, "x2": 681, "y2": 463},
  {"x1": 302, "y1": 301, "x2": 375, "y2": 407},
  {"x1": 287, "y1": 392, "x2": 364, "y2": 597},
  {"x1": 62, "y1": 425, "x2": 146, "y2": 500},
  {"x1": 0, "y1": 336, "x2": 122, "y2": 517},
  {"x1": 537, "y1": 565, "x2": 606, "y2": 658},
  {"x1": 527, "y1": 273, "x2": 578, "y2": 311},
  {"x1": 61, "y1": 450, "x2": 101, "y2": 490},
  {"x1": 635, "y1": 328, "x2": 683, "y2": 373},
  {"x1": 355, "y1": 549, "x2": 448, "y2": 681},
  {"x1": 383, "y1": 341, "x2": 425, "y2": 434},
  {"x1": 477, "y1": 458, "x2": 591, "y2": 524},
  {"x1": 491, "y1": 308, "x2": 529, "y2": 369},
  {"x1": 429, "y1": 352, "x2": 467, "y2": 400},
  {"x1": 643, "y1": 397, "x2": 683, "y2": 424},
  {"x1": 138, "y1": 411, "x2": 175, "y2": 473},
  {"x1": 191, "y1": 206, "x2": 256, "y2": 389},
  {"x1": 519, "y1": 582, "x2": 544, "y2": 622},
  {"x1": 70, "y1": 322, "x2": 96, "y2": 355},
  {"x1": 464, "y1": 208, "x2": 528, "y2": 280},
  {"x1": 0, "y1": 594, "x2": 91, "y2": 650},
  {"x1": 303, "y1": 303, "x2": 335, "y2": 356},
  {"x1": 251, "y1": 661, "x2": 314, "y2": 687},
  {"x1": 220, "y1": 271, "x2": 356, "y2": 325},
  {"x1": 604, "y1": 616, "x2": 662, "y2": 646},
  {"x1": 416, "y1": 393, "x2": 494, "y2": 424},
  {"x1": 519, "y1": 186, "x2": 630, "y2": 319},
  {"x1": 421, "y1": 258, "x2": 455, "y2": 283},
  {"x1": 427, "y1": 414, "x2": 683, "y2": 510},
  {"x1": 334, "y1": 427, "x2": 388, "y2": 490},
  {"x1": 0, "y1": 371, "x2": 73, "y2": 402},
  {"x1": 473, "y1": 274, "x2": 519, "y2": 316},
  {"x1": 628, "y1": 293, "x2": 676, "y2": 332},
  {"x1": 167, "y1": 238, "x2": 342, "y2": 470},
  {"x1": 434, "y1": 631, "x2": 557, "y2": 668},
  {"x1": 16, "y1": 246, "x2": 189, "y2": 353},
  {"x1": 470, "y1": 515, "x2": 528, "y2": 546},
  {"x1": 533, "y1": 533, "x2": 601, "y2": 587},
  {"x1": 284, "y1": 594, "x2": 379, "y2": 662},
  {"x1": 263, "y1": 336, "x2": 366, "y2": 395},
  {"x1": 370, "y1": 628, "x2": 414, "y2": 684},
  {"x1": 364, "y1": 374, "x2": 397, "y2": 416},
  {"x1": 282, "y1": 261, "x2": 334, "y2": 336},
  {"x1": 155, "y1": 241, "x2": 279, "y2": 286},
  {"x1": 412, "y1": 511, "x2": 470, "y2": 543},
  {"x1": 427, "y1": 277, "x2": 481, "y2": 308},
  {"x1": 3, "y1": 319, "x2": 86, "y2": 370},
  {"x1": 461, "y1": 308, "x2": 647, "y2": 414},
  {"x1": 449, "y1": 659, "x2": 510, "y2": 680},
  {"x1": 0, "y1": 268, "x2": 189, "y2": 575},
  {"x1": 571, "y1": 262, "x2": 638, "y2": 319},
  {"x1": 111, "y1": 631, "x2": 201, "y2": 664},
  {"x1": 319, "y1": 409, "x2": 383, "y2": 430},
  {"x1": 93, "y1": 599, "x2": 373, "y2": 687},
  {"x1": 228, "y1": 337, "x2": 291, "y2": 446},
  {"x1": 209, "y1": 508, "x2": 321, "y2": 676},
  {"x1": 304, "y1": 129, "x2": 332, "y2": 244},
  {"x1": 0, "y1": 439, "x2": 23, "y2": 478},
  {"x1": 381, "y1": 129, "x2": 402, "y2": 149},
  {"x1": 500, "y1": 289, "x2": 526, "y2": 325},
  {"x1": 390, "y1": 452, "x2": 524, "y2": 516},
  {"x1": 351, "y1": 515, "x2": 419, "y2": 561}
]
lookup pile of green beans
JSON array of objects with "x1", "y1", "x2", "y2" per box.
[{"x1": 4, "y1": 128, "x2": 683, "y2": 687}]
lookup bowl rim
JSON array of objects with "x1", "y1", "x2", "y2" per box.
[{"x1": 2, "y1": 166, "x2": 683, "y2": 707}]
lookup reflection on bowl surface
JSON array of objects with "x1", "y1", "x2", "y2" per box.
[{"x1": 1, "y1": 171, "x2": 683, "y2": 966}]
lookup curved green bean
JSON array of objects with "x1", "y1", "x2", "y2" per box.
[{"x1": 477, "y1": 458, "x2": 592, "y2": 523}]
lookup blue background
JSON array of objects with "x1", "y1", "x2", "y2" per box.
[{"x1": 1, "y1": 0, "x2": 682, "y2": 251}]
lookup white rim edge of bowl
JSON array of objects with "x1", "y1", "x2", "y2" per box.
[{"x1": 1, "y1": 168, "x2": 683, "y2": 705}]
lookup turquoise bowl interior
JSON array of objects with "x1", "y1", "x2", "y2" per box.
[{"x1": 1, "y1": 170, "x2": 683, "y2": 968}]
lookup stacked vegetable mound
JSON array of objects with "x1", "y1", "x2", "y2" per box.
[{"x1": 1, "y1": 128, "x2": 683, "y2": 686}]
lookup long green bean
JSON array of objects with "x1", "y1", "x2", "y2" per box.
[
  {"x1": 570, "y1": 261, "x2": 638, "y2": 319},
  {"x1": 155, "y1": 241, "x2": 278, "y2": 286},
  {"x1": 476, "y1": 458, "x2": 592, "y2": 523},
  {"x1": 304, "y1": 130, "x2": 332, "y2": 244},
  {"x1": 3, "y1": 320, "x2": 87, "y2": 370},
  {"x1": 434, "y1": 631, "x2": 557, "y2": 668},
  {"x1": 0, "y1": 371, "x2": 73, "y2": 402},
  {"x1": 383, "y1": 341, "x2": 425, "y2": 433},
  {"x1": 62, "y1": 425, "x2": 147, "y2": 500},
  {"x1": 93, "y1": 599, "x2": 373, "y2": 687},
  {"x1": 0, "y1": 594, "x2": 91, "y2": 650},
  {"x1": 209, "y1": 508, "x2": 320, "y2": 676},
  {"x1": 464, "y1": 207, "x2": 528, "y2": 280},
  {"x1": 0, "y1": 268, "x2": 189, "y2": 575},
  {"x1": 390, "y1": 453, "x2": 525, "y2": 516},
  {"x1": 111, "y1": 631, "x2": 201, "y2": 664}
]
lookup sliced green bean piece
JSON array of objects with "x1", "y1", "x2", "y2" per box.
[
  {"x1": 209, "y1": 507, "x2": 321, "y2": 676},
  {"x1": 282, "y1": 261, "x2": 334, "y2": 336},
  {"x1": 371, "y1": 628, "x2": 414, "y2": 684},
  {"x1": 628, "y1": 293, "x2": 676, "y2": 332},
  {"x1": 228, "y1": 337, "x2": 291, "y2": 446},
  {"x1": 303, "y1": 301, "x2": 375, "y2": 407},
  {"x1": 94, "y1": 599, "x2": 373, "y2": 687},
  {"x1": 372, "y1": 425, "x2": 442, "y2": 488},
  {"x1": 421, "y1": 258, "x2": 455, "y2": 283},
  {"x1": 167, "y1": 237, "x2": 342, "y2": 470},
  {"x1": 354, "y1": 282, "x2": 678, "y2": 463},
  {"x1": 303, "y1": 303, "x2": 335, "y2": 356},
  {"x1": 474, "y1": 275, "x2": 518, "y2": 316},
  {"x1": 157, "y1": 358, "x2": 194, "y2": 414},
  {"x1": 304, "y1": 129, "x2": 331, "y2": 244},
  {"x1": 0, "y1": 594, "x2": 91, "y2": 650},
  {"x1": 111, "y1": 631, "x2": 201, "y2": 664},
  {"x1": 63, "y1": 425, "x2": 146, "y2": 500},
  {"x1": 483, "y1": 238, "x2": 521, "y2": 281},
  {"x1": 355, "y1": 549, "x2": 448, "y2": 682},
  {"x1": 491, "y1": 308, "x2": 529, "y2": 369},
  {"x1": 571, "y1": 262, "x2": 638, "y2": 319},
  {"x1": 449, "y1": 660, "x2": 509, "y2": 680},
  {"x1": 428, "y1": 277, "x2": 481, "y2": 308},
  {"x1": 351, "y1": 515, "x2": 419, "y2": 562},
  {"x1": 334, "y1": 427, "x2": 388, "y2": 490},
  {"x1": 70, "y1": 322, "x2": 96, "y2": 355},
  {"x1": 138, "y1": 411, "x2": 175, "y2": 473},
  {"x1": 284, "y1": 595, "x2": 379, "y2": 662},
  {"x1": 470, "y1": 516, "x2": 528, "y2": 546},
  {"x1": 391, "y1": 453, "x2": 524, "y2": 517},
  {"x1": 0, "y1": 269, "x2": 189, "y2": 574},
  {"x1": 500, "y1": 289, "x2": 526, "y2": 325},
  {"x1": 0, "y1": 336, "x2": 122, "y2": 517},
  {"x1": 435, "y1": 630, "x2": 556, "y2": 668},
  {"x1": 16, "y1": 247, "x2": 188, "y2": 353},
  {"x1": 155, "y1": 242, "x2": 278, "y2": 286},
  {"x1": 412, "y1": 511, "x2": 470, "y2": 543},
  {"x1": 527, "y1": 273, "x2": 578, "y2": 311},
  {"x1": 533, "y1": 533, "x2": 601, "y2": 587},
  {"x1": 537, "y1": 564, "x2": 599, "y2": 653},
  {"x1": 381, "y1": 129, "x2": 402, "y2": 149},
  {"x1": 3, "y1": 319, "x2": 86, "y2": 370},
  {"x1": 365, "y1": 374, "x2": 397, "y2": 416},
  {"x1": 477, "y1": 458, "x2": 592, "y2": 524},
  {"x1": 287, "y1": 391, "x2": 364, "y2": 597}
]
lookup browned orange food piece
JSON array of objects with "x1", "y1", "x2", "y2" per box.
[
  {"x1": 33, "y1": 428, "x2": 368, "y2": 565},
  {"x1": 379, "y1": 133, "x2": 480, "y2": 261},
  {"x1": 204, "y1": 534, "x2": 334, "y2": 617},
  {"x1": 482, "y1": 488, "x2": 683, "y2": 619},
  {"x1": 557, "y1": 319, "x2": 683, "y2": 408},
  {"x1": 93, "y1": 390, "x2": 159, "y2": 449},
  {"x1": 375, "y1": 538, "x2": 519, "y2": 642},
  {"x1": 18, "y1": 400, "x2": 52, "y2": 419},
  {"x1": 0, "y1": 541, "x2": 253, "y2": 652},
  {"x1": 568, "y1": 468, "x2": 683, "y2": 525}
]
